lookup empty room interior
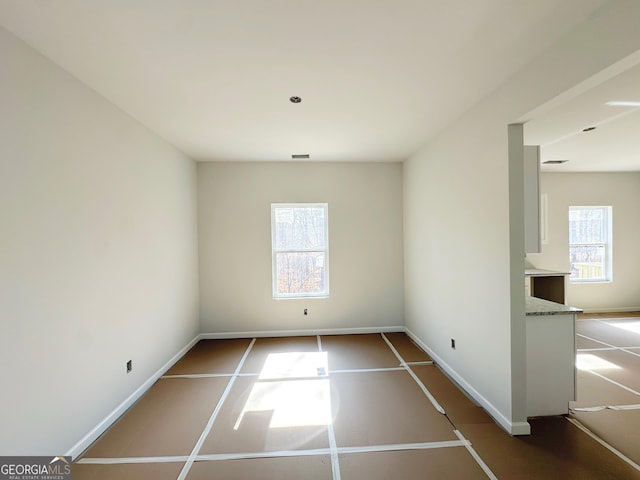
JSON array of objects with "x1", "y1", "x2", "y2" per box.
[{"x1": 2, "y1": 1, "x2": 640, "y2": 479}]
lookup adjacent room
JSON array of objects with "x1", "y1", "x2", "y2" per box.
[
  {"x1": 1, "y1": 1, "x2": 640, "y2": 478},
  {"x1": 524, "y1": 66, "x2": 640, "y2": 471}
]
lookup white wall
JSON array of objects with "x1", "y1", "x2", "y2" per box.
[
  {"x1": 403, "y1": 1, "x2": 640, "y2": 434},
  {"x1": 198, "y1": 161, "x2": 403, "y2": 334},
  {"x1": 0, "y1": 27, "x2": 199, "y2": 455},
  {"x1": 527, "y1": 172, "x2": 640, "y2": 312}
]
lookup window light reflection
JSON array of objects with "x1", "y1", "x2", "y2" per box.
[{"x1": 234, "y1": 352, "x2": 332, "y2": 430}]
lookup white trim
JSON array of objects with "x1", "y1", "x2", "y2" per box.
[
  {"x1": 568, "y1": 205, "x2": 613, "y2": 284},
  {"x1": 200, "y1": 326, "x2": 404, "y2": 339},
  {"x1": 405, "y1": 328, "x2": 531, "y2": 436},
  {"x1": 271, "y1": 203, "x2": 329, "y2": 299},
  {"x1": 540, "y1": 193, "x2": 548, "y2": 245},
  {"x1": 509, "y1": 422, "x2": 532, "y2": 436},
  {"x1": 65, "y1": 334, "x2": 200, "y2": 460}
]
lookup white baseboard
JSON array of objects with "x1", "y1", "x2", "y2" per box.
[
  {"x1": 65, "y1": 334, "x2": 200, "y2": 460},
  {"x1": 68, "y1": 324, "x2": 530, "y2": 459},
  {"x1": 66, "y1": 326, "x2": 403, "y2": 459},
  {"x1": 200, "y1": 326, "x2": 405, "y2": 339},
  {"x1": 404, "y1": 328, "x2": 531, "y2": 436}
]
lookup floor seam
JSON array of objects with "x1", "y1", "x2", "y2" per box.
[
  {"x1": 76, "y1": 440, "x2": 471, "y2": 465},
  {"x1": 380, "y1": 332, "x2": 445, "y2": 414},
  {"x1": 163, "y1": 366, "x2": 433, "y2": 379},
  {"x1": 583, "y1": 368, "x2": 640, "y2": 397},
  {"x1": 453, "y1": 430, "x2": 498, "y2": 480},
  {"x1": 317, "y1": 335, "x2": 341, "y2": 480},
  {"x1": 574, "y1": 317, "x2": 640, "y2": 472},
  {"x1": 176, "y1": 338, "x2": 257, "y2": 480},
  {"x1": 76, "y1": 328, "x2": 640, "y2": 477},
  {"x1": 566, "y1": 417, "x2": 640, "y2": 473},
  {"x1": 380, "y1": 333, "x2": 499, "y2": 479},
  {"x1": 572, "y1": 403, "x2": 640, "y2": 412},
  {"x1": 577, "y1": 333, "x2": 640, "y2": 357}
]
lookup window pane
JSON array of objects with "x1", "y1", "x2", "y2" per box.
[
  {"x1": 272, "y1": 203, "x2": 329, "y2": 298},
  {"x1": 569, "y1": 208, "x2": 605, "y2": 244},
  {"x1": 274, "y1": 207, "x2": 326, "y2": 250},
  {"x1": 569, "y1": 245, "x2": 605, "y2": 281},
  {"x1": 275, "y1": 207, "x2": 326, "y2": 250},
  {"x1": 275, "y1": 252, "x2": 326, "y2": 295}
]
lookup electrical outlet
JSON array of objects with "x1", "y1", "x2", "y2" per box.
[
  {"x1": 304, "y1": 308, "x2": 308, "y2": 316},
  {"x1": 126, "y1": 360, "x2": 132, "y2": 373},
  {"x1": 451, "y1": 338, "x2": 456, "y2": 350}
]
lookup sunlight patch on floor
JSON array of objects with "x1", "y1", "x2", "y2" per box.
[
  {"x1": 607, "y1": 321, "x2": 640, "y2": 336},
  {"x1": 576, "y1": 353, "x2": 621, "y2": 371},
  {"x1": 235, "y1": 352, "x2": 332, "y2": 429},
  {"x1": 258, "y1": 352, "x2": 328, "y2": 380}
]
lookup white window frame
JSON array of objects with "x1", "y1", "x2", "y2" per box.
[
  {"x1": 568, "y1": 206, "x2": 612, "y2": 284},
  {"x1": 271, "y1": 203, "x2": 329, "y2": 299}
]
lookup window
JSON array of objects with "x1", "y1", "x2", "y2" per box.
[
  {"x1": 271, "y1": 203, "x2": 329, "y2": 298},
  {"x1": 568, "y1": 206, "x2": 612, "y2": 283}
]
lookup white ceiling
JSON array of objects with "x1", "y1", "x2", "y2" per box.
[
  {"x1": 3, "y1": 0, "x2": 634, "y2": 169},
  {"x1": 525, "y1": 60, "x2": 640, "y2": 172}
]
